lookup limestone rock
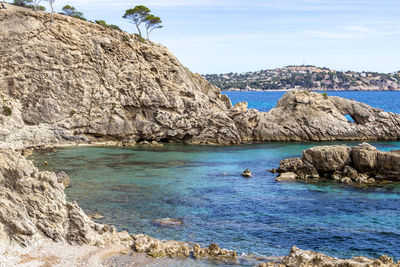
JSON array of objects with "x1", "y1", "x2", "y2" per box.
[
  {"x1": 193, "y1": 243, "x2": 238, "y2": 261},
  {"x1": 275, "y1": 172, "x2": 298, "y2": 182},
  {"x1": 234, "y1": 101, "x2": 248, "y2": 112},
  {"x1": 56, "y1": 171, "x2": 70, "y2": 187},
  {"x1": 1, "y1": 8, "x2": 400, "y2": 149},
  {"x1": 0, "y1": 148, "x2": 133, "y2": 248},
  {"x1": 282, "y1": 246, "x2": 400, "y2": 267},
  {"x1": 132, "y1": 234, "x2": 237, "y2": 261},
  {"x1": 275, "y1": 143, "x2": 400, "y2": 185}
]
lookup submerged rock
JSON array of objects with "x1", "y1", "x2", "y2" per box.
[
  {"x1": 276, "y1": 143, "x2": 400, "y2": 185},
  {"x1": 89, "y1": 213, "x2": 104, "y2": 220},
  {"x1": 242, "y1": 169, "x2": 252, "y2": 177},
  {"x1": 154, "y1": 218, "x2": 183, "y2": 227}
]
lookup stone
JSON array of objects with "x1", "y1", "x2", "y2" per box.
[
  {"x1": 282, "y1": 246, "x2": 400, "y2": 267},
  {"x1": 56, "y1": 171, "x2": 71, "y2": 188},
  {"x1": 89, "y1": 213, "x2": 104, "y2": 220},
  {"x1": 242, "y1": 169, "x2": 252, "y2": 177},
  {"x1": 234, "y1": 101, "x2": 248, "y2": 112},
  {"x1": 275, "y1": 143, "x2": 400, "y2": 185},
  {"x1": 275, "y1": 172, "x2": 298, "y2": 182},
  {"x1": 132, "y1": 234, "x2": 237, "y2": 261},
  {"x1": 153, "y1": 218, "x2": 183, "y2": 227},
  {"x1": 0, "y1": 148, "x2": 133, "y2": 248}
]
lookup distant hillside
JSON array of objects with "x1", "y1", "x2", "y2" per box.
[{"x1": 204, "y1": 66, "x2": 400, "y2": 91}]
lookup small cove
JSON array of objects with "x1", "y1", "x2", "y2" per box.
[
  {"x1": 31, "y1": 141, "x2": 400, "y2": 262},
  {"x1": 30, "y1": 91, "x2": 400, "y2": 263}
]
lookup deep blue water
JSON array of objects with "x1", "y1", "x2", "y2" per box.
[
  {"x1": 223, "y1": 91, "x2": 400, "y2": 113},
  {"x1": 31, "y1": 91, "x2": 400, "y2": 264}
]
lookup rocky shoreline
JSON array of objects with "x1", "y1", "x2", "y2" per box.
[
  {"x1": 274, "y1": 143, "x2": 400, "y2": 185},
  {"x1": 1, "y1": 3, "x2": 400, "y2": 266}
]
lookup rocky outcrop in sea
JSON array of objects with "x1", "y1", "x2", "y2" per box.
[{"x1": 275, "y1": 143, "x2": 400, "y2": 185}]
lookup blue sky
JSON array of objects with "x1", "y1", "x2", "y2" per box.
[{"x1": 19, "y1": 0, "x2": 400, "y2": 74}]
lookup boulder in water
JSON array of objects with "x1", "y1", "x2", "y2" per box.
[{"x1": 242, "y1": 169, "x2": 252, "y2": 177}]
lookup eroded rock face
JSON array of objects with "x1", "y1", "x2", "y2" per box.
[
  {"x1": 0, "y1": 148, "x2": 133, "y2": 248},
  {"x1": 276, "y1": 143, "x2": 400, "y2": 185},
  {"x1": 1, "y1": 8, "x2": 400, "y2": 149}
]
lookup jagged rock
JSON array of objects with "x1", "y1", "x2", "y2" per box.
[
  {"x1": 277, "y1": 158, "x2": 318, "y2": 179},
  {"x1": 132, "y1": 234, "x2": 190, "y2": 258},
  {"x1": 234, "y1": 101, "x2": 248, "y2": 112},
  {"x1": 132, "y1": 234, "x2": 237, "y2": 261},
  {"x1": 56, "y1": 171, "x2": 70, "y2": 187},
  {"x1": 153, "y1": 218, "x2": 183, "y2": 227},
  {"x1": 276, "y1": 143, "x2": 400, "y2": 185},
  {"x1": 1, "y1": 8, "x2": 400, "y2": 149},
  {"x1": 242, "y1": 169, "x2": 252, "y2": 177},
  {"x1": 0, "y1": 148, "x2": 133, "y2": 248},
  {"x1": 193, "y1": 243, "x2": 238, "y2": 261},
  {"x1": 275, "y1": 172, "x2": 298, "y2": 182},
  {"x1": 281, "y1": 246, "x2": 400, "y2": 267}
]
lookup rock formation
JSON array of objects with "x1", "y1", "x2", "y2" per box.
[
  {"x1": 0, "y1": 147, "x2": 133, "y2": 247},
  {"x1": 132, "y1": 234, "x2": 238, "y2": 261},
  {"x1": 1, "y1": 6, "x2": 400, "y2": 150},
  {"x1": 275, "y1": 143, "x2": 400, "y2": 185},
  {"x1": 280, "y1": 246, "x2": 400, "y2": 267}
]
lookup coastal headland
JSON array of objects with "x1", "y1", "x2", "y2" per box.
[{"x1": 0, "y1": 4, "x2": 400, "y2": 266}]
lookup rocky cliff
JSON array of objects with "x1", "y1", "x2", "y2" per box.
[
  {"x1": 275, "y1": 143, "x2": 400, "y2": 185},
  {"x1": 1, "y1": 6, "x2": 400, "y2": 149}
]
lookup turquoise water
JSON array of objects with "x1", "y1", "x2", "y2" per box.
[
  {"x1": 31, "y1": 91, "x2": 400, "y2": 263},
  {"x1": 32, "y1": 142, "x2": 400, "y2": 262}
]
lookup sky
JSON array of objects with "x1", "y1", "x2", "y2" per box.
[{"x1": 15, "y1": 0, "x2": 400, "y2": 74}]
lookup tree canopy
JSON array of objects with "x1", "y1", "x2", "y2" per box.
[
  {"x1": 123, "y1": 5, "x2": 162, "y2": 40},
  {"x1": 144, "y1": 14, "x2": 162, "y2": 40},
  {"x1": 61, "y1": 5, "x2": 86, "y2": 20}
]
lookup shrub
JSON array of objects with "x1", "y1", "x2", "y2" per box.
[
  {"x1": 70, "y1": 110, "x2": 76, "y2": 116},
  {"x1": 3, "y1": 106, "x2": 12, "y2": 116},
  {"x1": 134, "y1": 33, "x2": 146, "y2": 43},
  {"x1": 95, "y1": 20, "x2": 122, "y2": 32},
  {"x1": 322, "y1": 92, "x2": 328, "y2": 99}
]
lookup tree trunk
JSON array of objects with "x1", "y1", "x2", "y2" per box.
[
  {"x1": 136, "y1": 23, "x2": 142, "y2": 37},
  {"x1": 49, "y1": 1, "x2": 54, "y2": 22}
]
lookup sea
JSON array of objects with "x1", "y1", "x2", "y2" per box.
[{"x1": 31, "y1": 91, "x2": 400, "y2": 265}]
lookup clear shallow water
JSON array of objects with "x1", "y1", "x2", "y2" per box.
[
  {"x1": 32, "y1": 141, "x2": 400, "y2": 262},
  {"x1": 31, "y1": 91, "x2": 400, "y2": 263},
  {"x1": 223, "y1": 91, "x2": 400, "y2": 113}
]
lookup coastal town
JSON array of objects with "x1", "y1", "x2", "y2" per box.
[{"x1": 205, "y1": 66, "x2": 400, "y2": 91}]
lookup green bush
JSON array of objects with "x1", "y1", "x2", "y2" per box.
[
  {"x1": 70, "y1": 110, "x2": 76, "y2": 116},
  {"x1": 322, "y1": 92, "x2": 328, "y2": 99},
  {"x1": 95, "y1": 20, "x2": 122, "y2": 32},
  {"x1": 134, "y1": 33, "x2": 146, "y2": 43},
  {"x1": 3, "y1": 106, "x2": 12, "y2": 116}
]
